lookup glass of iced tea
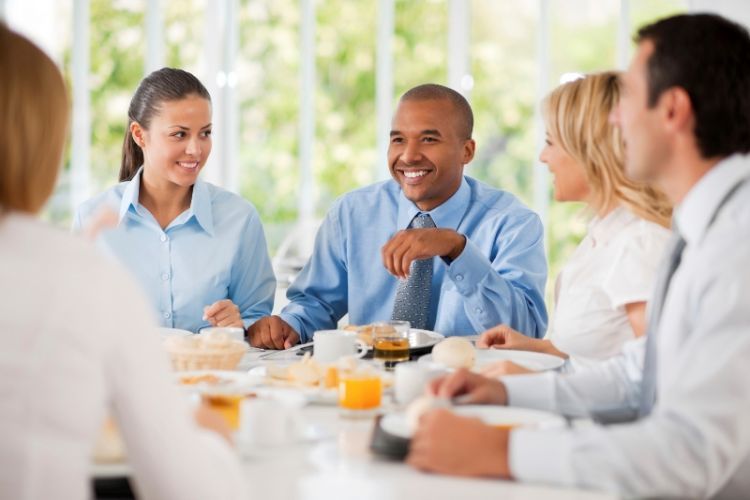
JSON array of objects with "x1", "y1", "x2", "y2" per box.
[{"x1": 372, "y1": 320, "x2": 410, "y2": 370}]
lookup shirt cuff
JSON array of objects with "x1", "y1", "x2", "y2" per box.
[
  {"x1": 502, "y1": 372, "x2": 558, "y2": 413},
  {"x1": 445, "y1": 237, "x2": 494, "y2": 295},
  {"x1": 509, "y1": 428, "x2": 575, "y2": 486},
  {"x1": 277, "y1": 313, "x2": 308, "y2": 343}
]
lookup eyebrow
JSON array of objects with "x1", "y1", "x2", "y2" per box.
[
  {"x1": 169, "y1": 123, "x2": 213, "y2": 130},
  {"x1": 389, "y1": 129, "x2": 443, "y2": 137}
]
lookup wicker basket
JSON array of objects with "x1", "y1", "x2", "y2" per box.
[{"x1": 166, "y1": 340, "x2": 248, "y2": 371}]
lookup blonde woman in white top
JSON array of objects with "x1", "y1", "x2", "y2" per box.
[
  {"x1": 0, "y1": 26, "x2": 246, "y2": 500},
  {"x1": 479, "y1": 72, "x2": 672, "y2": 371}
]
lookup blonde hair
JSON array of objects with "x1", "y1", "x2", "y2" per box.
[
  {"x1": 544, "y1": 71, "x2": 672, "y2": 227},
  {"x1": 0, "y1": 24, "x2": 69, "y2": 214}
]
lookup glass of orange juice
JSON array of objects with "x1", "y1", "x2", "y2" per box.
[
  {"x1": 201, "y1": 393, "x2": 244, "y2": 430},
  {"x1": 338, "y1": 370, "x2": 382, "y2": 418}
]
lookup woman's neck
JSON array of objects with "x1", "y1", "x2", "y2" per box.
[{"x1": 138, "y1": 169, "x2": 193, "y2": 229}]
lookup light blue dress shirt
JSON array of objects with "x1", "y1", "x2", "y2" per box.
[
  {"x1": 74, "y1": 167, "x2": 276, "y2": 332},
  {"x1": 280, "y1": 176, "x2": 548, "y2": 342}
]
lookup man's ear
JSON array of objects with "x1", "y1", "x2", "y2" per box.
[
  {"x1": 462, "y1": 138, "x2": 476, "y2": 164},
  {"x1": 660, "y1": 87, "x2": 694, "y2": 135}
]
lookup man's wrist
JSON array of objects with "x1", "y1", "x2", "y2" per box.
[
  {"x1": 482, "y1": 427, "x2": 512, "y2": 478},
  {"x1": 445, "y1": 232, "x2": 467, "y2": 261}
]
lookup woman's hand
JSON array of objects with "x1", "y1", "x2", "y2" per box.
[
  {"x1": 477, "y1": 324, "x2": 539, "y2": 351},
  {"x1": 203, "y1": 299, "x2": 243, "y2": 328},
  {"x1": 194, "y1": 403, "x2": 233, "y2": 445},
  {"x1": 479, "y1": 360, "x2": 533, "y2": 378},
  {"x1": 477, "y1": 324, "x2": 568, "y2": 359}
]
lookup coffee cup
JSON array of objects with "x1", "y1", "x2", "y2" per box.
[
  {"x1": 394, "y1": 362, "x2": 431, "y2": 405},
  {"x1": 313, "y1": 330, "x2": 368, "y2": 363}
]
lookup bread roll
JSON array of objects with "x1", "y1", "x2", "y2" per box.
[{"x1": 431, "y1": 337, "x2": 475, "y2": 369}]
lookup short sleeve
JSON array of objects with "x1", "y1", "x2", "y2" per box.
[{"x1": 601, "y1": 221, "x2": 671, "y2": 308}]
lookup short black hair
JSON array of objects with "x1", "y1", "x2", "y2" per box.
[
  {"x1": 636, "y1": 13, "x2": 750, "y2": 158},
  {"x1": 400, "y1": 83, "x2": 474, "y2": 139}
]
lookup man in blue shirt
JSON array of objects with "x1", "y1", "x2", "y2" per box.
[{"x1": 249, "y1": 84, "x2": 547, "y2": 348}]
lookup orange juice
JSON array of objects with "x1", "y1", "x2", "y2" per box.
[
  {"x1": 490, "y1": 423, "x2": 519, "y2": 432},
  {"x1": 202, "y1": 394, "x2": 243, "y2": 430},
  {"x1": 339, "y1": 374, "x2": 382, "y2": 411}
]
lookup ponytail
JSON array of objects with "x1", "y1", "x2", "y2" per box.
[{"x1": 119, "y1": 124, "x2": 143, "y2": 182}]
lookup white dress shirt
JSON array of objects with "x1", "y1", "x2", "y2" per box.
[
  {"x1": 504, "y1": 155, "x2": 750, "y2": 499},
  {"x1": 0, "y1": 213, "x2": 248, "y2": 500},
  {"x1": 549, "y1": 207, "x2": 670, "y2": 367}
]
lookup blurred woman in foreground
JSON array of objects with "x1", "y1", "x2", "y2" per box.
[
  {"x1": 479, "y1": 72, "x2": 672, "y2": 373},
  {"x1": 0, "y1": 24, "x2": 246, "y2": 500}
]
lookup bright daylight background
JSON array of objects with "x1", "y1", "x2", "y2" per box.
[{"x1": 3, "y1": 0, "x2": 695, "y2": 310}]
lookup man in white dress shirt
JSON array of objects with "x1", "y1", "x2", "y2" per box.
[{"x1": 408, "y1": 13, "x2": 750, "y2": 499}]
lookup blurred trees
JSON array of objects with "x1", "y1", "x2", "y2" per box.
[{"x1": 56, "y1": 0, "x2": 684, "y2": 306}]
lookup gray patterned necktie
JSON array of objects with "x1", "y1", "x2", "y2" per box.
[
  {"x1": 638, "y1": 231, "x2": 686, "y2": 417},
  {"x1": 391, "y1": 213, "x2": 436, "y2": 330}
]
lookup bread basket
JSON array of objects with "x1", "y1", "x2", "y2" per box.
[{"x1": 164, "y1": 333, "x2": 248, "y2": 371}]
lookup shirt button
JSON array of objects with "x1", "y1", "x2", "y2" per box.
[
  {"x1": 161, "y1": 273, "x2": 170, "y2": 281},
  {"x1": 455, "y1": 274, "x2": 464, "y2": 282},
  {"x1": 160, "y1": 234, "x2": 168, "y2": 242},
  {"x1": 163, "y1": 312, "x2": 171, "y2": 319},
  {"x1": 474, "y1": 307, "x2": 483, "y2": 314}
]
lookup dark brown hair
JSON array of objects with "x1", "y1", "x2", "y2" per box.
[
  {"x1": 120, "y1": 67, "x2": 211, "y2": 182},
  {"x1": 400, "y1": 83, "x2": 474, "y2": 139},
  {"x1": 636, "y1": 13, "x2": 750, "y2": 158}
]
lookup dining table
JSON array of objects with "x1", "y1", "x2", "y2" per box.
[
  {"x1": 93, "y1": 346, "x2": 617, "y2": 500},
  {"x1": 231, "y1": 349, "x2": 614, "y2": 500}
]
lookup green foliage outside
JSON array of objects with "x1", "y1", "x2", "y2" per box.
[{"x1": 52, "y1": 0, "x2": 685, "y2": 312}]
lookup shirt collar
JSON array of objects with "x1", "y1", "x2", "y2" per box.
[
  {"x1": 675, "y1": 154, "x2": 750, "y2": 245},
  {"x1": 117, "y1": 166, "x2": 214, "y2": 236},
  {"x1": 396, "y1": 176, "x2": 471, "y2": 229},
  {"x1": 588, "y1": 206, "x2": 635, "y2": 245},
  {"x1": 118, "y1": 166, "x2": 143, "y2": 222}
]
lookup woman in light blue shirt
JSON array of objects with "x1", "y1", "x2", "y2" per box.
[{"x1": 75, "y1": 68, "x2": 275, "y2": 333}]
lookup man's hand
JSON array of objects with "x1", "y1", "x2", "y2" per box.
[
  {"x1": 407, "y1": 408, "x2": 511, "y2": 478},
  {"x1": 427, "y1": 368, "x2": 509, "y2": 406},
  {"x1": 381, "y1": 228, "x2": 466, "y2": 279},
  {"x1": 203, "y1": 299, "x2": 243, "y2": 328},
  {"x1": 246, "y1": 315, "x2": 300, "y2": 350}
]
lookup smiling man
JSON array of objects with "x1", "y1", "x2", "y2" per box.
[{"x1": 248, "y1": 84, "x2": 548, "y2": 348}]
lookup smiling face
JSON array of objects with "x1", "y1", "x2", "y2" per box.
[
  {"x1": 387, "y1": 98, "x2": 475, "y2": 211},
  {"x1": 539, "y1": 134, "x2": 590, "y2": 203},
  {"x1": 132, "y1": 94, "x2": 212, "y2": 190}
]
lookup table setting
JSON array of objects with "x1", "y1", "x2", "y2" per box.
[{"x1": 91, "y1": 324, "x2": 615, "y2": 500}]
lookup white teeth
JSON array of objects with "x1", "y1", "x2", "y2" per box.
[
  {"x1": 403, "y1": 170, "x2": 428, "y2": 178},
  {"x1": 178, "y1": 162, "x2": 198, "y2": 169}
]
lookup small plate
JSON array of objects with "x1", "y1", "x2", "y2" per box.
[
  {"x1": 175, "y1": 370, "x2": 264, "y2": 393},
  {"x1": 247, "y1": 366, "x2": 338, "y2": 405},
  {"x1": 419, "y1": 348, "x2": 565, "y2": 372},
  {"x1": 91, "y1": 461, "x2": 131, "y2": 479},
  {"x1": 159, "y1": 327, "x2": 194, "y2": 340},
  {"x1": 380, "y1": 405, "x2": 566, "y2": 440}
]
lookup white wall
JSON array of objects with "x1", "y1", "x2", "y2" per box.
[{"x1": 688, "y1": 0, "x2": 750, "y2": 29}]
